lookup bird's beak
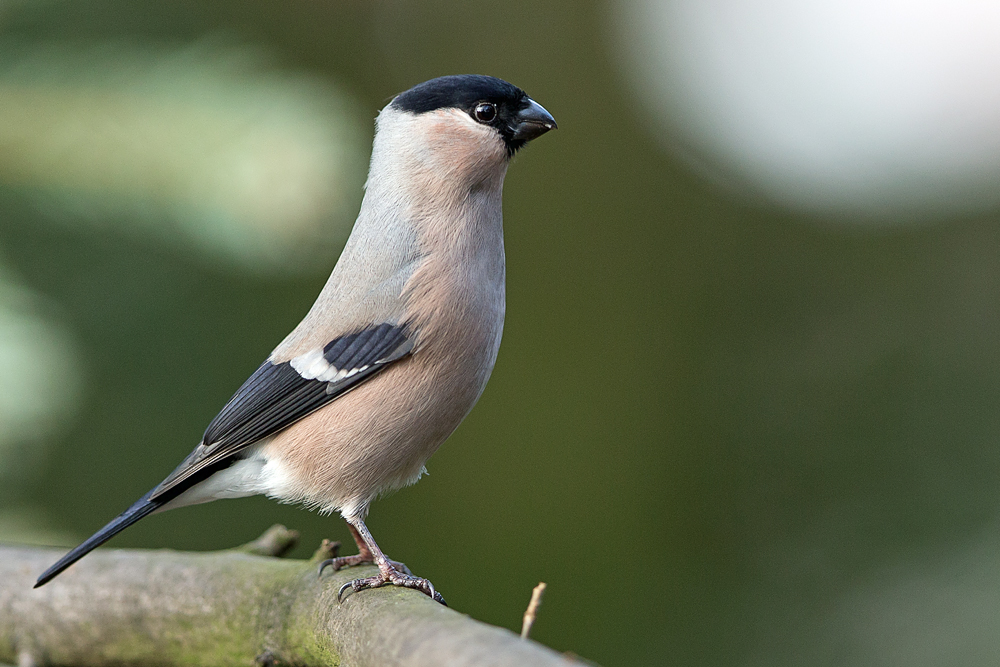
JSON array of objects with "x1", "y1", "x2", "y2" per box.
[{"x1": 512, "y1": 99, "x2": 557, "y2": 142}]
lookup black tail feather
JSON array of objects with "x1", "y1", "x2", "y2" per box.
[{"x1": 34, "y1": 490, "x2": 162, "y2": 588}]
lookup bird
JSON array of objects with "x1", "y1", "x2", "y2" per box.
[{"x1": 33, "y1": 74, "x2": 556, "y2": 604}]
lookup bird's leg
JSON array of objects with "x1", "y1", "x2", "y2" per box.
[
  {"x1": 333, "y1": 516, "x2": 446, "y2": 605},
  {"x1": 317, "y1": 522, "x2": 413, "y2": 576}
]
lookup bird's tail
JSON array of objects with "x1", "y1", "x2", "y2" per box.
[{"x1": 34, "y1": 489, "x2": 162, "y2": 588}]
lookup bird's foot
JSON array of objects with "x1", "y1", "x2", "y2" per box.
[
  {"x1": 337, "y1": 563, "x2": 446, "y2": 606},
  {"x1": 321, "y1": 518, "x2": 445, "y2": 605},
  {"x1": 318, "y1": 553, "x2": 412, "y2": 577}
]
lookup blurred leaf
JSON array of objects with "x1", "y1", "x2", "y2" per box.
[
  {"x1": 0, "y1": 260, "x2": 79, "y2": 488},
  {"x1": 0, "y1": 40, "x2": 369, "y2": 272}
]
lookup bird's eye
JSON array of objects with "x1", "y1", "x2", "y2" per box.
[{"x1": 473, "y1": 102, "x2": 497, "y2": 123}]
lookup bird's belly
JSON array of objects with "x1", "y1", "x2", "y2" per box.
[{"x1": 258, "y1": 305, "x2": 503, "y2": 518}]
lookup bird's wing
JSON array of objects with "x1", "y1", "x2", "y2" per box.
[{"x1": 149, "y1": 322, "x2": 413, "y2": 501}]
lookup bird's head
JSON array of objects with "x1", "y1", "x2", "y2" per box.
[{"x1": 372, "y1": 75, "x2": 556, "y2": 192}]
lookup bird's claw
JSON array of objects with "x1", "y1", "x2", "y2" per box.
[
  {"x1": 317, "y1": 558, "x2": 337, "y2": 578},
  {"x1": 337, "y1": 579, "x2": 357, "y2": 603},
  {"x1": 336, "y1": 568, "x2": 446, "y2": 606}
]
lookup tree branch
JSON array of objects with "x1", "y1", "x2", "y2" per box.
[{"x1": 0, "y1": 529, "x2": 586, "y2": 667}]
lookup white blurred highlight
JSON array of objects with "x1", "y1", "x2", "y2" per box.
[
  {"x1": 0, "y1": 42, "x2": 368, "y2": 269},
  {"x1": 613, "y1": 0, "x2": 1000, "y2": 220}
]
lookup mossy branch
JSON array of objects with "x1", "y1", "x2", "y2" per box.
[{"x1": 0, "y1": 527, "x2": 585, "y2": 667}]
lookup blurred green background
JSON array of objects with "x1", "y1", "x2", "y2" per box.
[{"x1": 5, "y1": 1, "x2": 1000, "y2": 666}]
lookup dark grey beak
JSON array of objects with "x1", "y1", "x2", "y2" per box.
[{"x1": 512, "y1": 98, "x2": 557, "y2": 142}]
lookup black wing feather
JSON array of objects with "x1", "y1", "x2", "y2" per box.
[{"x1": 149, "y1": 322, "x2": 413, "y2": 501}]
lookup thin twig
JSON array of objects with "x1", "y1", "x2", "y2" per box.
[{"x1": 521, "y1": 582, "x2": 547, "y2": 639}]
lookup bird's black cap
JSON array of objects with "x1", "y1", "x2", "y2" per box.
[
  {"x1": 391, "y1": 75, "x2": 555, "y2": 154},
  {"x1": 392, "y1": 74, "x2": 525, "y2": 115}
]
